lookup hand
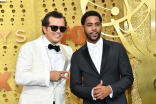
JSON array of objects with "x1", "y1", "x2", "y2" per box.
[
  {"x1": 93, "y1": 80, "x2": 103, "y2": 94},
  {"x1": 106, "y1": 39, "x2": 113, "y2": 41},
  {"x1": 93, "y1": 80, "x2": 103, "y2": 97},
  {"x1": 50, "y1": 71, "x2": 69, "y2": 81},
  {"x1": 93, "y1": 80, "x2": 112, "y2": 100}
]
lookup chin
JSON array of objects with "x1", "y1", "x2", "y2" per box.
[
  {"x1": 55, "y1": 40, "x2": 60, "y2": 43},
  {"x1": 92, "y1": 38, "x2": 98, "y2": 41}
]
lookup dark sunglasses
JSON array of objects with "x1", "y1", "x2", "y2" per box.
[{"x1": 48, "y1": 25, "x2": 67, "y2": 33}]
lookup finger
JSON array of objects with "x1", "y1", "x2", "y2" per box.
[
  {"x1": 100, "y1": 96, "x2": 105, "y2": 100},
  {"x1": 96, "y1": 93, "x2": 105, "y2": 100},
  {"x1": 94, "y1": 86, "x2": 102, "y2": 89},
  {"x1": 60, "y1": 71, "x2": 68, "y2": 74},
  {"x1": 94, "y1": 89, "x2": 102, "y2": 97},
  {"x1": 94, "y1": 88, "x2": 100, "y2": 93},
  {"x1": 94, "y1": 90, "x2": 101, "y2": 96},
  {"x1": 96, "y1": 80, "x2": 103, "y2": 87},
  {"x1": 94, "y1": 87, "x2": 100, "y2": 90},
  {"x1": 93, "y1": 88, "x2": 99, "y2": 96},
  {"x1": 97, "y1": 83, "x2": 101, "y2": 87},
  {"x1": 93, "y1": 87, "x2": 101, "y2": 95},
  {"x1": 60, "y1": 75, "x2": 69, "y2": 79},
  {"x1": 97, "y1": 96, "x2": 103, "y2": 100},
  {"x1": 100, "y1": 80, "x2": 103, "y2": 85},
  {"x1": 97, "y1": 84, "x2": 101, "y2": 87},
  {"x1": 94, "y1": 92, "x2": 102, "y2": 99}
]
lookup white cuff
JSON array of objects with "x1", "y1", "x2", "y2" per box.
[
  {"x1": 108, "y1": 85, "x2": 113, "y2": 98},
  {"x1": 91, "y1": 88, "x2": 96, "y2": 100},
  {"x1": 45, "y1": 71, "x2": 50, "y2": 86}
]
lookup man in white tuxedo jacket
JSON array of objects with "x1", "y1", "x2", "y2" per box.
[{"x1": 15, "y1": 11, "x2": 73, "y2": 104}]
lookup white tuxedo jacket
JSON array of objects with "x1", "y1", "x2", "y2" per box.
[{"x1": 15, "y1": 35, "x2": 73, "y2": 104}]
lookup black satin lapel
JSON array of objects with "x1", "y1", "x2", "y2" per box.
[
  {"x1": 82, "y1": 47, "x2": 99, "y2": 74},
  {"x1": 100, "y1": 41, "x2": 110, "y2": 75}
]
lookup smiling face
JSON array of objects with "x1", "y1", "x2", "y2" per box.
[
  {"x1": 82, "y1": 16, "x2": 102, "y2": 44},
  {"x1": 42, "y1": 16, "x2": 65, "y2": 45}
]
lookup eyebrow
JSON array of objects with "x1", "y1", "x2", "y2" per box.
[{"x1": 87, "y1": 22, "x2": 100, "y2": 25}]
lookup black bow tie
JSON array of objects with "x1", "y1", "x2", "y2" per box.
[{"x1": 48, "y1": 44, "x2": 60, "y2": 52}]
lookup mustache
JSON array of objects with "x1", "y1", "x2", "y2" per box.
[{"x1": 90, "y1": 31, "x2": 99, "y2": 34}]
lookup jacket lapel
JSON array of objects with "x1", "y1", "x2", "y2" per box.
[
  {"x1": 36, "y1": 35, "x2": 52, "y2": 71},
  {"x1": 82, "y1": 43, "x2": 99, "y2": 75},
  {"x1": 36, "y1": 36, "x2": 69, "y2": 88},
  {"x1": 54, "y1": 44, "x2": 68, "y2": 88},
  {"x1": 100, "y1": 39, "x2": 110, "y2": 75},
  {"x1": 59, "y1": 45, "x2": 68, "y2": 71}
]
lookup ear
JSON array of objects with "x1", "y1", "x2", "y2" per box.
[
  {"x1": 42, "y1": 26, "x2": 47, "y2": 34},
  {"x1": 100, "y1": 24, "x2": 102, "y2": 30},
  {"x1": 81, "y1": 25, "x2": 84, "y2": 32}
]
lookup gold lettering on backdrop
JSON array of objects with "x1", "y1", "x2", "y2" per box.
[
  {"x1": 0, "y1": 30, "x2": 11, "y2": 43},
  {"x1": 15, "y1": 30, "x2": 26, "y2": 42},
  {"x1": 81, "y1": 0, "x2": 156, "y2": 104},
  {"x1": 151, "y1": 0, "x2": 156, "y2": 40},
  {"x1": 0, "y1": 72, "x2": 11, "y2": 91}
]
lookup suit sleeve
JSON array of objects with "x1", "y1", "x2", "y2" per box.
[
  {"x1": 15, "y1": 43, "x2": 49, "y2": 86},
  {"x1": 70, "y1": 53, "x2": 93, "y2": 102},
  {"x1": 110, "y1": 43, "x2": 134, "y2": 99}
]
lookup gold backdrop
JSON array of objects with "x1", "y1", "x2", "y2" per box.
[{"x1": 0, "y1": 0, "x2": 155, "y2": 104}]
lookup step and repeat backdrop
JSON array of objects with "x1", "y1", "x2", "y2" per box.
[{"x1": 0, "y1": 0, "x2": 156, "y2": 104}]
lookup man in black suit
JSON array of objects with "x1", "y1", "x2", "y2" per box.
[{"x1": 70, "y1": 10, "x2": 134, "y2": 104}]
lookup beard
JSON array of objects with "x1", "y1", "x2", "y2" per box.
[{"x1": 84, "y1": 29, "x2": 101, "y2": 42}]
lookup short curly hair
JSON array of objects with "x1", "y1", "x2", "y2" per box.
[
  {"x1": 41, "y1": 11, "x2": 67, "y2": 34},
  {"x1": 81, "y1": 10, "x2": 102, "y2": 25}
]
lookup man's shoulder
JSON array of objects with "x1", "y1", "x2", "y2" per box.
[
  {"x1": 105, "y1": 39, "x2": 122, "y2": 47},
  {"x1": 22, "y1": 39, "x2": 37, "y2": 47},
  {"x1": 72, "y1": 44, "x2": 86, "y2": 56},
  {"x1": 60, "y1": 44, "x2": 72, "y2": 51},
  {"x1": 20, "y1": 38, "x2": 40, "y2": 51},
  {"x1": 60, "y1": 44, "x2": 73, "y2": 54},
  {"x1": 60, "y1": 44, "x2": 70, "y2": 48},
  {"x1": 107, "y1": 41, "x2": 126, "y2": 53}
]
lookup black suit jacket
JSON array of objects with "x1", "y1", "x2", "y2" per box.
[{"x1": 70, "y1": 38, "x2": 134, "y2": 104}]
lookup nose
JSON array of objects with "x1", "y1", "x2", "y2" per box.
[{"x1": 92, "y1": 24, "x2": 97, "y2": 31}]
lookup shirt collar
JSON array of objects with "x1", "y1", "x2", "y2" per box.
[{"x1": 87, "y1": 37, "x2": 103, "y2": 50}]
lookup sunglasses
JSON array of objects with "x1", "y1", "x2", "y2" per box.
[{"x1": 48, "y1": 25, "x2": 67, "y2": 33}]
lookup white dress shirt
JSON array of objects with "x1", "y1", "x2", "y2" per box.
[
  {"x1": 87, "y1": 37, "x2": 103, "y2": 73},
  {"x1": 43, "y1": 35, "x2": 64, "y2": 101},
  {"x1": 87, "y1": 37, "x2": 113, "y2": 100}
]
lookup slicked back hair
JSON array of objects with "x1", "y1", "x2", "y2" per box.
[{"x1": 41, "y1": 11, "x2": 67, "y2": 34}]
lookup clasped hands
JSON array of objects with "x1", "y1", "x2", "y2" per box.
[
  {"x1": 50, "y1": 71, "x2": 69, "y2": 81},
  {"x1": 93, "y1": 80, "x2": 112, "y2": 100}
]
